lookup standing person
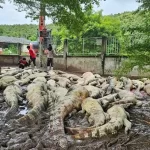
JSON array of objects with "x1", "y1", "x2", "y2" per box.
[
  {"x1": 45, "y1": 44, "x2": 56, "y2": 71},
  {"x1": 27, "y1": 45, "x2": 37, "y2": 69}
]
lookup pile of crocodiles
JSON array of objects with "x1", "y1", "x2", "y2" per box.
[{"x1": 0, "y1": 67, "x2": 150, "y2": 149}]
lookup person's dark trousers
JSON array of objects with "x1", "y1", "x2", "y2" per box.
[
  {"x1": 24, "y1": 62, "x2": 29, "y2": 67},
  {"x1": 30, "y1": 56, "x2": 36, "y2": 66},
  {"x1": 47, "y1": 58, "x2": 53, "y2": 67},
  {"x1": 19, "y1": 64, "x2": 24, "y2": 69}
]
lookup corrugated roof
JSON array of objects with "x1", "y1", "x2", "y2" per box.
[{"x1": 0, "y1": 36, "x2": 31, "y2": 44}]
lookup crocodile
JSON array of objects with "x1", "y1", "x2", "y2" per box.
[
  {"x1": 14, "y1": 72, "x2": 48, "y2": 86},
  {"x1": 98, "y1": 78, "x2": 106, "y2": 84},
  {"x1": 3, "y1": 84, "x2": 23, "y2": 120},
  {"x1": 0, "y1": 69, "x2": 23, "y2": 78},
  {"x1": 21, "y1": 69, "x2": 33, "y2": 79},
  {"x1": 69, "y1": 105, "x2": 131, "y2": 140},
  {"x1": 49, "y1": 86, "x2": 89, "y2": 149},
  {"x1": 47, "y1": 79, "x2": 56, "y2": 88},
  {"x1": 80, "y1": 97, "x2": 109, "y2": 127},
  {"x1": 84, "y1": 85, "x2": 104, "y2": 98},
  {"x1": 17, "y1": 77, "x2": 48, "y2": 125},
  {"x1": 106, "y1": 77, "x2": 117, "y2": 95},
  {"x1": 51, "y1": 75, "x2": 71, "y2": 88},
  {"x1": 110, "y1": 88, "x2": 143, "y2": 107},
  {"x1": 120, "y1": 77, "x2": 133, "y2": 91},
  {"x1": 98, "y1": 93, "x2": 118, "y2": 108},
  {"x1": 144, "y1": 82, "x2": 150, "y2": 95},
  {"x1": 0, "y1": 76, "x2": 18, "y2": 89},
  {"x1": 115, "y1": 81, "x2": 124, "y2": 89},
  {"x1": 60, "y1": 73, "x2": 80, "y2": 81},
  {"x1": 100, "y1": 82, "x2": 109, "y2": 92},
  {"x1": 115, "y1": 88, "x2": 144, "y2": 100},
  {"x1": 81, "y1": 72, "x2": 96, "y2": 85},
  {"x1": 132, "y1": 80, "x2": 144, "y2": 91}
]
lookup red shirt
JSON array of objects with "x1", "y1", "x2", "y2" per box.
[
  {"x1": 19, "y1": 59, "x2": 27, "y2": 65},
  {"x1": 29, "y1": 49, "x2": 36, "y2": 58}
]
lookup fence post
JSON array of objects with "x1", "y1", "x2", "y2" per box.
[
  {"x1": 63, "y1": 39, "x2": 68, "y2": 71},
  {"x1": 18, "y1": 43, "x2": 21, "y2": 62},
  {"x1": 18, "y1": 43, "x2": 21, "y2": 56},
  {"x1": 101, "y1": 36, "x2": 107, "y2": 75},
  {"x1": 82, "y1": 38, "x2": 84, "y2": 54}
]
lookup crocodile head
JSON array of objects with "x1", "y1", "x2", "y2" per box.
[{"x1": 73, "y1": 87, "x2": 89, "y2": 101}]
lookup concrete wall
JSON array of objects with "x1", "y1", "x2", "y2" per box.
[
  {"x1": 66, "y1": 56, "x2": 102, "y2": 73},
  {"x1": 0, "y1": 55, "x2": 20, "y2": 66},
  {"x1": 0, "y1": 55, "x2": 149, "y2": 77},
  {"x1": 104, "y1": 56, "x2": 125, "y2": 75},
  {"x1": 0, "y1": 55, "x2": 102, "y2": 73}
]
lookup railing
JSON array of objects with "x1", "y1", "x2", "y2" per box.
[
  {"x1": 52, "y1": 37, "x2": 103, "y2": 56},
  {"x1": 106, "y1": 36, "x2": 120, "y2": 55}
]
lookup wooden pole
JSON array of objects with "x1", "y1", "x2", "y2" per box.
[
  {"x1": 18, "y1": 43, "x2": 21, "y2": 56},
  {"x1": 101, "y1": 36, "x2": 107, "y2": 75},
  {"x1": 63, "y1": 39, "x2": 68, "y2": 71}
]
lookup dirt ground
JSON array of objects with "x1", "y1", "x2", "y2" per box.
[
  {"x1": 0, "y1": 67, "x2": 150, "y2": 150},
  {"x1": 1, "y1": 90, "x2": 150, "y2": 150}
]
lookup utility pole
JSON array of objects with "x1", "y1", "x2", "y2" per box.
[
  {"x1": 38, "y1": 1, "x2": 52, "y2": 68},
  {"x1": 39, "y1": 1, "x2": 46, "y2": 67}
]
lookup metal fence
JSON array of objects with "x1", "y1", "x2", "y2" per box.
[
  {"x1": 52, "y1": 36, "x2": 122, "y2": 56},
  {"x1": 106, "y1": 36, "x2": 120, "y2": 55},
  {"x1": 68, "y1": 37, "x2": 103, "y2": 56},
  {"x1": 52, "y1": 37, "x2": 104, "y2": 56},
  {"x1": 1, "y1": 34, "x2": 147, "y2": 56},
  {"x1": 47, "y1": 34, "x2": 148, "y2": 56}
]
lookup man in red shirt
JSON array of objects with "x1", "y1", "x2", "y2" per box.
[{"x1": 27, "y1": 46, "x2": 36, "y2": 68}]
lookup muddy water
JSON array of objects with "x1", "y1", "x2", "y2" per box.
[
  {"x1": 0, "y1": 90, "x2": 51, "y2": 150},
  {"x1": 1, "y1": 90, "x2": 150, "y2": 150},
  {"x1": 65, "y1": 106, "x2": 150, "y2": 150},
  {"x1": 18, "y1": 85, "x2": 28, "y2": 115}
]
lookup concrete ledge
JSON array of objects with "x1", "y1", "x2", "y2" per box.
[{"x1": 0, "y1": 55, "x2": 149, "y2": 77}]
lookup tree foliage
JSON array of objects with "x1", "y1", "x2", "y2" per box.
[
  {"x1": 0, "y1": 0, "x2": 150, "y2": 75},
  {"x1": 11, "y1": 0, "x2": 102, "y2": 35},
  {"x1": 0, "y1": 24, "x2": 55, "y2": 41},
  {"x1": 136, "y1": 0, "x2": 150, "y2": 11},
  {"x1": 0, "y1": 0, "x2": 4, "y2": 8},
  {"x1": 115, "y1": 1, "x2": 150, "y2": 76}
]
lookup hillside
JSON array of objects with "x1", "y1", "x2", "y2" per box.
[
  {"x1": 0, "y1": 24, "x2": 55, "y2": 41},
  {"x1": 0, "y1": 11, "x2": 140, "y2": 41}
]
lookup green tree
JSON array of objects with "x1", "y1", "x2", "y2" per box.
[
  {"x1": 0, "y1": 27, "x2": 3, "y2": 34},
  {"x1": 115, "y1": 1, "x2": 150, "y2": 76},
  {"x1": 0, "y1": 0, "x2": 4, "y2": 8},
  {"x1": 136, "y1": 0, "x2": 150, "y2": 10},
  {"x1": 3, "y1": 44, "x2": 18, "y2": 55},
  {"x1": 12, "y1": 0, "x2": 102, "y2": 35},
  {"x1": 82, "y1": 11, "x2": 121, "y2": 38}
]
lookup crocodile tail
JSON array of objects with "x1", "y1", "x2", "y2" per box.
[
  {"x1": 5, "y1": 104, "x2": 18, "y2": 120},
  {"x1": 65, "y1": 126, "x2": 94, "y2": 135},
  {"x1": 18, "y1": 107, "x2": 41, "y2": 125},
  {"x1": 71, "y1": 130, "x2": 93, "y2": 140},
  {"x1": 65, "y1": 127, "x2": 96, "y2": 140}
]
